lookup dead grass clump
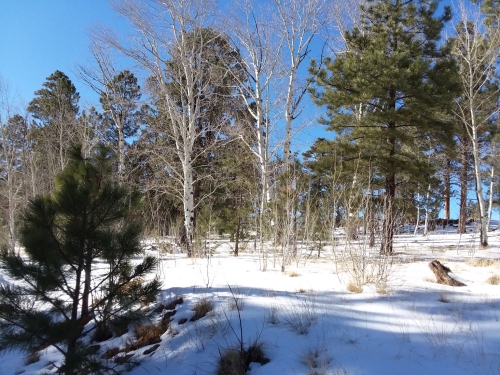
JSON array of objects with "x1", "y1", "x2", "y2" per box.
[
  {"x1": 486, "y1": 275, "x2": 500, "y2": 285},
  {"x1": 191, "y1": 298, "x2": 213, "y2": 321},
  {"x1": 302, "y1": 345, "x2": 330, "y2": 375},
  {"x1": 282, "y1": 295, "x2": 316, "y2": 335},
  {"x1": 376, "y1": 282, "x2": 389, "y2": 295},
  {"x1": 217, "y1": 342, "x2": 269, "y2": 375},
  {"x1": 346, "y1": 282, "x2": 363, "y2": 293},
  {"x1": 125, "y1": 323, "x2": 162, "y2": 352},
  {"x1": 287, "y1": 271, "x2": 300, "y2": 277},
  {"x1": 467, "y1": 258, "x2": 497, "y2": 267}
]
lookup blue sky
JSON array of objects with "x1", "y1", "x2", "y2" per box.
[{"x1": 0, "y1": 1, "x2": 129, "y2": 105}]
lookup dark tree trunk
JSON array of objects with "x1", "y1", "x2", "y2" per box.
[
  {"x1": 234, "y1": 217, "x2": 241, "y2": 257},
  {"x1": 381, "y1": 117, "x2": 396, "y2": 255},
  {"x1": 443, "y1": 157, "x2": 451, "y2": 227},
  {"x1": 428, "y1": 260, "x2": 466, "y2": 286},
  {"x1": 380, "y1": 177, "x2": 395, "y2": 255}
]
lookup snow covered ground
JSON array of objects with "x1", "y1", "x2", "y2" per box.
[{"x1": 2, "y1": 227, "x2": 500, "y2": 375}]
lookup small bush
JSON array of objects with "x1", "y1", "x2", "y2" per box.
[
  {"x1": 486, "y1": 275, "x2": 500, "y2": 285},
  {"x1": 346, "y1": 282, "x2": 363, "y2": 293},
  {"x1": 287, "y1": 271, "x2": 300, "y2": 277},
  {"x1": 467, "y1": 258, "x2": 497, "y2": 267},
  {"x1": 191, "y1": 298, "x2": 213, "y2": 321},
  {"x1": 217, "y1": 342, "x2": 269, "y2": 375}
]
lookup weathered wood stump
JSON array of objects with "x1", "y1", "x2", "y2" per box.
[{"x1": 428, "y1": 260, "x2": 466, "y2": 287}]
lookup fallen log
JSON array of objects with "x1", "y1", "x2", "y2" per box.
[{"x1": 428, "y1": 260, "x2": 466, "y2": 287}]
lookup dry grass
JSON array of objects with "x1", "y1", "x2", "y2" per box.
[
  {"x1": 466, "y1": 258, "x2": 497, "y2": 267},
  {"x1": 125, "y1": 323, "x2": 163, "y2": 352},
  {"x1": 486, "y1": 275, "x2": 500, "y2": 285},
  {"x1": 282, "y1": 294, "x2": 317, "y2": 335},
  {"x1": 217, "y1": 342, "x2": 269, "y2": 375},
  {"x1": 346, "y1": 282, "x2": 363, "y2": 293},
  {"x1": 376, "y1": 282, "x2": 389, "y2": 295},
  {"x1": 302, "y1": 344, "x2": 330, "y2": 375},
  {"x1": 287, "y1": 270, "x2": 301, "y2": 277},
  {"x1": 191, "y1": 298, "x2": 213, "y2": 321}
]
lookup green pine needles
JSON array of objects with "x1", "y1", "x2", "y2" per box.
[
  {"x1": 0, "y1": 144, "x2": 160, "y2": 374},
  {"x1": 309, "y1": 0, "x2": 461, "y2": 255}
]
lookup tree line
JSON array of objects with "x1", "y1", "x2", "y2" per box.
[{"x1": 0, "y1": 0, "x2": 499, "y2": 259}]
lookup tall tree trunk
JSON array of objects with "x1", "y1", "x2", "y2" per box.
[
  {"x1": 443, "y1": 157, "x2": 451, "y2": 226},
  {"x1": 471, "y1": 125, "x2": 488, "y2": 247},
  {"x1": 487, "y1": 165, "x2": 494, "y2": 229},
  {"x1": 381, "y1": 173, "x2": 395, "y2": 255},
  {"x1": 234, "y1": 216, "x2": 241, "y2": 257},
  {"x1": 458, "y1": 138, "x2": 469, "y2": 234}
]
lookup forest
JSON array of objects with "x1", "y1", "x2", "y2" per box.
[{"x1": 0, "y1": 0, "x2": 499, "y2": 373}]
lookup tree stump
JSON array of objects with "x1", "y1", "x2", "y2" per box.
[{"x1": 428, "y1": 260, "x2": 466, "y2": 287}]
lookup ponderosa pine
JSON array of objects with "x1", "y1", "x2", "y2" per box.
[{"x1": 309, "y1": 0, "x2": 460, "y2": 254}]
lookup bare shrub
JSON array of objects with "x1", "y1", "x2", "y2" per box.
[
  {"x1": 191, "y1": 298, "x2": 213, "y2": 322},
  {"x1": 486, "y1": 275, "x2": 500, "y2": 285},
  {"x1": 467, "y1": 258, "x2": 497, "y2": 267}
]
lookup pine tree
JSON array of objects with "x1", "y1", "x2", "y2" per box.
[
  {"x1": 309, "y1": 0, "x2": 460, "y2": 254},
  {"x1": 28, "y1": 70, "x2": 81, "y2": 193},
  {"x1": 0, "y1": 144, "x2": 160, "y2": 374}
]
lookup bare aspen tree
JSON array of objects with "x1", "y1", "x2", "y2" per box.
[
  {"x1": 225, "y1": 0, "x2": 286, "y2": 269},
  {"x1": 0, "y1": 77, "x2": 23, "y2": 251},
  {"x1": 103, "y1": 0, "x2": 237, "y2": 257},
  {"x1": 453, "y1": 1, "x2": 500, "y2": 247},
  {"x1": 272, "y1": 0, "x2": 330, "y2": 168}
]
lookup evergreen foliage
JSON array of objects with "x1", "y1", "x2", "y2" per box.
[
  {"x1": 0, "y1": 144, "x2": 160, "y2": 374},
  {"x1": 309, "y1": 0, "x2": 460, "y2": 254}
]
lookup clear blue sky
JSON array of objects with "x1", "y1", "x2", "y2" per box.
[{"x1": 0, "y1": 1, "x2": 129, "y2": 105}]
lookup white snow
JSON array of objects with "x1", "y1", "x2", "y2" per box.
[{"x1": 2, "y1": 228, "x2": 500, "y2": 375}]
